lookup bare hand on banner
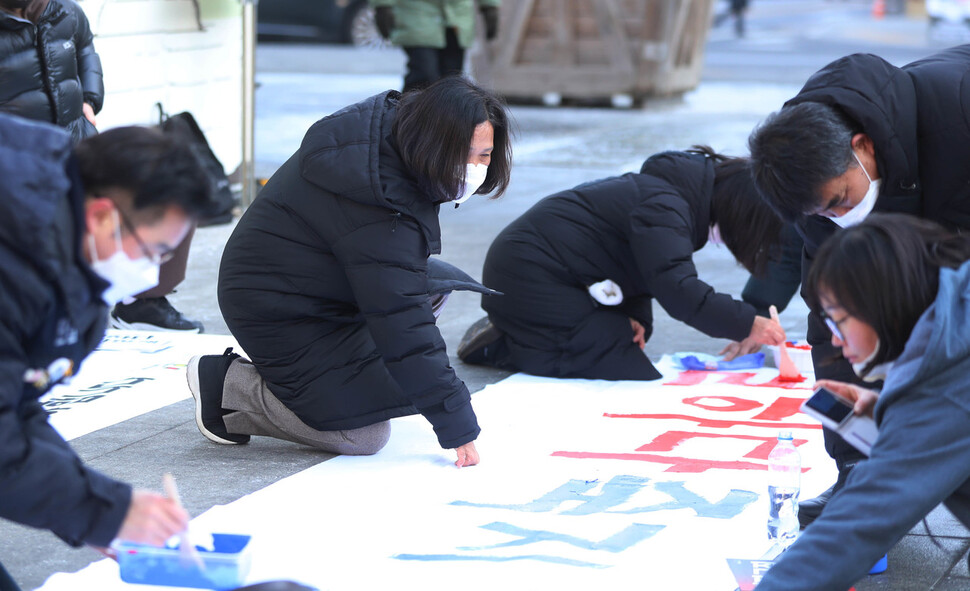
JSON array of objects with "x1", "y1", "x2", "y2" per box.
[
  {"x1": 630, "y1": 318, "x2": 647, "y2": 350},
  {"x1": 720, "y1": 336, "x2": 762, "y2": 361},
  {"x1": 454, "y1": 441, "x2": 480, "y2": 468},
  {"x1": 116, "y1": 489, "x2": 189, "y2": 547}
]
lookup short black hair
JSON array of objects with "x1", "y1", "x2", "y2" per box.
[
  {"x1": 393, "y1": 76, "x2": 512, "y2": 203},
  {"x1": 806, "y1": 213, "x2": 970, "y2": 376},
  {"x1": 748, "y1": 102, "x2": 861, "y2": 223},
  {"x1": 694, "y1": 145, "x2": 784, "y2": 277},
  {"x1": 75, "y1": 126, "x2": 213, "y2": 224}
]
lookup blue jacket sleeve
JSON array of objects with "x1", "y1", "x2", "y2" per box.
[{"x1": 756, "y1": 390, "x2": 970, "y2": 590}]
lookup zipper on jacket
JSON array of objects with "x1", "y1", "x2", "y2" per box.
[
  {"x1": 34, "y1": 25, "x2": 59, "y2": 125},
  {"x1": 390, "y1": 212, "x2": 401, "y2": 232}
]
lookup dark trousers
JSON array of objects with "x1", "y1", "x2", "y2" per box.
[
  {"x1": 402, "y1": 28, "x2": 465, "y2": 92},
  {"x1": 134, "y1": 223, "x2": 196, "y2": 299},
  {"x1": 0, "y1": 562, "x2": 21, "y2": 591}
]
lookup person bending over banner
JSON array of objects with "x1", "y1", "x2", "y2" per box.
[
  {"x1": 756, "y1": 213, "x2": 970, "y2": 590},
  {"x1": 458, "y1": 146, "x2": 785, "y2": 380},
  {"x1": 748, "y1": 43, "x2": 970, "y2": 525},
  {"x1": 0, "y1": 116, "x2": 215, "y2": 589},
  {"x1": 188, "y1": 77, "x2": 512, "y2": 468}
]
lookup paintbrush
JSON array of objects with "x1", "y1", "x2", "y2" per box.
[
  {"x1": 769, "y1": 305, "x2": 804, "y2": 381},
  {"x1": 162, "y1": 473, "x2": 206, "y2": 571}
]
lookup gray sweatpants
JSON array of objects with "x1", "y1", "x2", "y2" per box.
[
  {"x1": 222, "y1": 359, "x2": 391, "y2": 455},
  {"x1": 219, "y1": 293, "x2": 451, "y2": 455}
]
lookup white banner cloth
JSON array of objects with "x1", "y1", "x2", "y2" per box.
[
  {"x1": 40, "y1": 330, "x2": 239, "y2": 441},
  {"x1": 38, "y1": 356, "x2": 831, "y2": 590}
]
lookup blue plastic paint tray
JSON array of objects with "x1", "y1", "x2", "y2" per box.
[{"x1": 115, "y1": 533, "x2": 252, "y2": 589}]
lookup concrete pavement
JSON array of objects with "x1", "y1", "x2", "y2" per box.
[{"x1": 3, "y1": 1, "x2": 970, "y2": 588}]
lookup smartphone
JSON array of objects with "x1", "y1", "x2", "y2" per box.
[{"x1": 800, "y1": 387, "x2": 879, "y2": 456}]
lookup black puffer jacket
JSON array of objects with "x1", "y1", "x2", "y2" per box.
[
  {"x1": 785, "y1": 44, "x2": 970, "y2": 386},
  {"x1": 0, "y1": 114, "x2": 126, "y2": 547},
  {"x1": 219, "y1": 91, "x2": 480, "y2": 449},
  {"x1": 481, "y1": 151, "x2": 756, "y2": 380},
  {"x1": 0, "y1": 0, "x2": 103, "y2": 143}
]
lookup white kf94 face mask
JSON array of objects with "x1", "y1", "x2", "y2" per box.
[
  {"x1": 87, "y1": 210, "x2": 161, "y2": 304},
  {"x1": 831, "y1": 151, "x2": 880, "y2": 229},
  {"x1": 453, "y1": 163, "x2": 489, "y2": 205}
]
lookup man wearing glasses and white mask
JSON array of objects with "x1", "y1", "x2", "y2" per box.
[
  {"x1": 0, "y1": 115, "x2": 215, "y2": 590},
  {"x1": 747, "y1": 43, "x2": 970, "y2": 527}
]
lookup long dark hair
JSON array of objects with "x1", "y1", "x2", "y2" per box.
[
  {"x1": 693, "y1": 145, "x2": 784, "y2": 276},
  {"x1": 393, "y1": 77, "x2": 512, "y2": 203},
  {"x1": 806, "y1": 213, "x2": 970, "y2": 375}
]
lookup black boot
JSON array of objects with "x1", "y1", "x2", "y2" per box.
[
  {"x1": 799, "y1": 461, "x2": 856, "y2": 528},
  {"x1": 457, "y1": 317, "x2": 517, "y2": 370},
  {"x1": 186, "y1": 348, "x2": 250, "y2": 445}
]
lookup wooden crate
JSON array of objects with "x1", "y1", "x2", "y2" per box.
[{"x1": 471, "y1": 0, "x2": 716, "y2": 103}]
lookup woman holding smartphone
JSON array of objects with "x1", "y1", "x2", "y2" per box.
[{"x1": 757, "y1": 213, "x2": 970, "y2": 590}]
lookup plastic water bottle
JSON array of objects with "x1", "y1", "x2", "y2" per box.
[{"x1": 767, "y1": 430, "x2": 801, "y2": 549}]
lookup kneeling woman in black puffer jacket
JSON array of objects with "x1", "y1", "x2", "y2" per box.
[
  {"x1": 188, "y1": 78, "x2": 511, "y2": 468},
  {"x1": 459, "y1": 147, "x2": 784, "y2": 380}
]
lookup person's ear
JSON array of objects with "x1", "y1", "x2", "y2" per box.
[
  {"x1": 85, "y1": 196, "x2": 116, "y2": 237},
  {"x1": 851, "y1": 133, "x2": 875, "y2": 159}
]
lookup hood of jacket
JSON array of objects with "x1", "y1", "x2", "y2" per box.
[
  {"x1": 639, "y1": 150, "x2": 714, "y2": 250},
  {"x1": 0, "y1": 114, "x2": 74, "y2": 266},
  {"x1": 786, "y1": 52, "x2": 920, "y2": 208},
  {"x1": 877, "y1": 260, "x2": 970, "y2": 421},
  {"x1": 0, "y1": 113, "x2": 106, "y2": 329},
  {"x1": 297, "y1": 90, "x2": 442, "y2": 253}
]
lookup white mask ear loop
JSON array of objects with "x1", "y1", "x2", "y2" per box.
[
  {"x1": 86, "y1": 208, "x2": 124, "y2": 264},
  {"x1": 853, "y1": 150, "x2": 873, "y2": 185},
  {"x1": 832, "y1": 152, "x2": 880, "y2": 229}
]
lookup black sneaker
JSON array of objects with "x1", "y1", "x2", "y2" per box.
[
  {"x1": 186, "y1": 348, "x2": 250, "y2": 445},
  {"x1": 457, "y1": 316, "x2": 503, "y2": 364},
  {"x1": 111, "y1": 297, "x2": 204, "y2": 333}
]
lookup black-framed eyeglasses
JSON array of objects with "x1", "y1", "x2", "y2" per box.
[
  {"x1": 112, "y1": 202, "x2": 176, "y2": 265},
  {"x1": 820, "y1": 309, "x2": 849, "y2": 342}
]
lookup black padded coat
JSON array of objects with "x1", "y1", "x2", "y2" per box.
[
  {"x1": 0, "y1": 0, "x2": 103, "y2": 143},
  {"x1": 0, "y1": 114, "x2": 127, "y2": 548},
  {"x1": 218, "y1": 91, "x2": 480, "y2": 450},
  {"x1": 480, "y1": 151, "x2": 757, "y2": 380}
]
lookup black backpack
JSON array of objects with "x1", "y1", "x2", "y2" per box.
[{"x1": 155, "y1": 103, "x2": 237, "y2": 227}]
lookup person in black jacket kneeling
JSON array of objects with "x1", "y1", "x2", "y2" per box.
[
  {"x1": 188, "y1": 77, "x2": 512, "y2": 468},
  {"x1": 458, "y1": 147, "x2": 785, "y2": 380}
]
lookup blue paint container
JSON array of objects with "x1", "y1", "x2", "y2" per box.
[{"x1": 115, "y1": 533, "x2": 252, "y2": 589}]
